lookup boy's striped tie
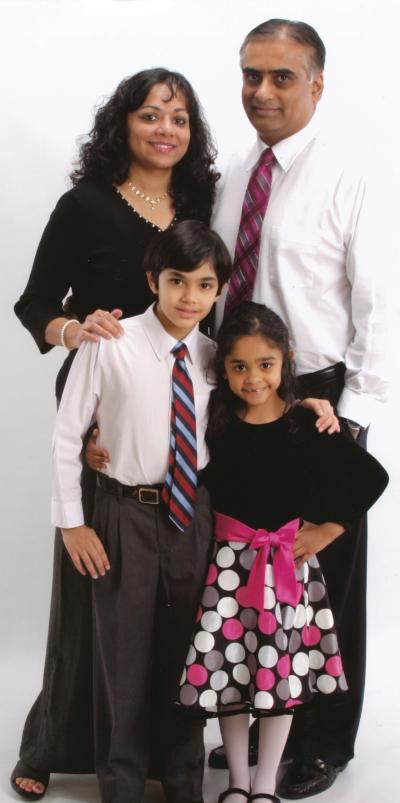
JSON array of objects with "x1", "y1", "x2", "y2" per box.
[{"x1": 162, "y1": 342, "x2": 197, "y2": 531}]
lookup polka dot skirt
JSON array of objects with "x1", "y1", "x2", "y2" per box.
[{"x1": 178, "y1": 538, "x2": 347, "y2": 715}]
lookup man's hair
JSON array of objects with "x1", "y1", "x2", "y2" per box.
[
  {"x1": 143, "y1": 219, "x2": 232, "y2": 292},
  {"x1": 240, "y1": 18, "x2": 326, "y2": 75}
]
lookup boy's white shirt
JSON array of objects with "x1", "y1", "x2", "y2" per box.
[{"x1": 51, "y1": 304, "x2": 216, "y2": 529}]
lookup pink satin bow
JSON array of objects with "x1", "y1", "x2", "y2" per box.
[{"x1": 214, "y1": 512, "x2": 301, "y2": 613}]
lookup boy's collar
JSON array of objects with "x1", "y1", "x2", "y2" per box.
[{"x1": 142, "y1": 303, "x2": 201, "y2": 364}]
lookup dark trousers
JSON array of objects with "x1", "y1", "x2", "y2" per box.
[
  {"x1": 19, "y1": 462, "x2": 97, "y2": 773},
  {"x1": 92, "y1": 483, "x2": 213, "y2": 803},
  {"x1": 289, "y1": 363, "x2": 368, "y2": 765}
]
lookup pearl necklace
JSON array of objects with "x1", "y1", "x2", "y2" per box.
[{"x1": 127, "y1": 181, "x2": 170, "y2": 211}]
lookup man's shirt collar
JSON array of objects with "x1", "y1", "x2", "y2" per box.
[{"x1": 245, "y1": 115, "x2": 320, "y2": 174}]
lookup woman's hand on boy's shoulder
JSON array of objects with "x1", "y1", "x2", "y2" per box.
[
  {"x1": 61, "y1": 525, "x2": 110, "y2": 579},
  {"x1": 300, "y1": 398, "x2": 340, "y2": 434},
  {"x1": 66, "y1": 308, "x2": 124, "y2": 349}
]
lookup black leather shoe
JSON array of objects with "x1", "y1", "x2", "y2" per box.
[
  {"x1": 219, "y1": 788, "x2": 249, "y2": 802},
  {"x1": 209, "y1": 720, "x2": 259, "y2": 769},
  {"x1": 278, "y1": 758, "x2": 348, "y2": 799},
  {"x1": 208, "y1": 742, "x2": 258, "y2": 769}
]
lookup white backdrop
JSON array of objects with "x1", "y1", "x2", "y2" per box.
[{"x1": 0, "y1": 0, "x2": 399, "y2": 767}]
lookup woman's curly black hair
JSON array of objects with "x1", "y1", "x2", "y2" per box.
[
  {"x1": 207, "y1": 301, "x2": 297, "y2": 441},
  {"x1": 70, "y1": 68, "x2": 219, "y2": 223}
]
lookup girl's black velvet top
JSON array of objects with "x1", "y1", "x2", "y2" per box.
[
  {"x1": 204, "y1": 407, "x2": 388, "y2": 531},
  {"x1": 14, "y1": 180, "x2": 181, "y2": 398}
]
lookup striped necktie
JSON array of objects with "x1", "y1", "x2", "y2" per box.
[
  {"x1": 224, "y1": 147, "x2": 274, "y2": 316},
  {"x1": 162, "y1": 342, "x2": 197, "y2": 531}
]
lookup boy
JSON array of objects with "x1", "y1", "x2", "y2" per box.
[{"x1": 51, "y1": 220, "x2": 232, "y2": 803}]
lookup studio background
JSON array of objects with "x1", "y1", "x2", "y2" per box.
[{"x1": 0, "y1": 1, "x2": 398, "y2": 801}]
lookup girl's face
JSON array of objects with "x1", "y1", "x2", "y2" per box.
[
  {"x1": 224, "y1": 334, "x2": 285, "y2": 418},
  {"x1": 126, "y1": 83, "x2": 191, "y2": 172}
]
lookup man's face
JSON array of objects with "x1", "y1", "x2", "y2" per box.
[{"x1": 241, "y1": 36, "x2": 324, "y2": 146}]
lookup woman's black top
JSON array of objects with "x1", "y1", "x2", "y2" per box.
[
  {"x1": 14, "y1": 179, "x2": 180, "y2": 398},
  {"x1": 204, "y1": 407, "x2": 388, "y2": 531}
]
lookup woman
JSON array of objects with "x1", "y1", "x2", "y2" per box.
[{"x1": 12, "y1": 67, "x2": 219, "y2": 800}]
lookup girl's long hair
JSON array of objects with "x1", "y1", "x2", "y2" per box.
[
  {"x1": 207, "y1": 301, "x2": 297, "y2": 441},
  {"x1": 70, "y1": 68, "x2": 219, "y2": 223}
]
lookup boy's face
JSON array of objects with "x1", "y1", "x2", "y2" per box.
[{"x1": 147, "y1": 260, "x2": 220, "y2": 339}]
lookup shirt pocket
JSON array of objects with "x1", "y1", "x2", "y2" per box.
[{"x1": 268, "y1": 225, "x2": 320, "y2": 290}]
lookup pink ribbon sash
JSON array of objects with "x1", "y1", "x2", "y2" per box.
[{"x1": 214, "y1": 512, "x2": 301, "y2": 613}]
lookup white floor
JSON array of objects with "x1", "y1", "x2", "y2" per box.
[{"x1": 1, "y1": 647, "x2": 399, "y2": 803}]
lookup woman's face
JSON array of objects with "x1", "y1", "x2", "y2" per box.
[{"x1": 126, "y1": 83, "x2": 191, "y2": 171}]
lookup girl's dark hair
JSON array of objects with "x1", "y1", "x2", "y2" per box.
[
  {"x1": 70, "y1": 68, "x2": 219, "y2": 223},
  {"x1": 143, "y1": 219, "x2": 232, "y2": 292},
  {"x1": 207, "y1": 301, "x2": 296, "y2": 440}
]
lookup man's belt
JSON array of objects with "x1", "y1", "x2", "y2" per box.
[{"x1": 296, "y1": 362, "x2": 345, "y2": 405}]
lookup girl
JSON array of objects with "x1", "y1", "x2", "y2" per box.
[{"x1": 177, "y1": 301, "x2": 388, "y2": 803}]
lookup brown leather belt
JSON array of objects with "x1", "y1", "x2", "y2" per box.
[{"x1": 97, "y1": 473, "x2": 163, "y2": 505}]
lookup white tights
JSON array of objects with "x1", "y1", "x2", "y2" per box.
[{"x1": 219, "y1": 712, "x2": 293, "y2": 803}]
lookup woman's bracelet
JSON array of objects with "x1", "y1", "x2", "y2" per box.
[{"x1": 60, "y1": 318, "x2": 79, "y2": 349}]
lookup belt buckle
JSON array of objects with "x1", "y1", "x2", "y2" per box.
[{"x1": 138, "y1": 487, "x2": 160, "y2": 505}]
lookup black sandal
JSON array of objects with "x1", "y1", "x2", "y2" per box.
[
  {"x1": 10, "y1": 760, "x2": 50, "y2": 800},
  {"x1": 219, "y1": 789, "x2": 250, "y2": 802},
  {"x1": 249, "y1": 795, "x2": 280, "y2": 803}
]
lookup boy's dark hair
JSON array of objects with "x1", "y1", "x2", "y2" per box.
[
  {"x1": 70, "y1": 68, "x2": 219, "y2": 223},
  {"x1": 207, "y1": 301, "x2": 297, "y2": 440},
  {"x1": 143, "y1": 219, "x2": 232, "y2": 292},
  {"x1": 240, "y1": 18, "x2": 326, "y2": 75}
]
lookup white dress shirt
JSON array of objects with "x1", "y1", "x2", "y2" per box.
[
  {"x1": 213, "y1": 116, "x2": 387, "y2": 427},
  {"x1": 51, "y1": 304, "x2": 216, "y2": 528}
]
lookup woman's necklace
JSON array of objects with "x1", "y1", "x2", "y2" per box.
[{"x1": 127, "y1": 181, "x2": 170, "y2": 212}]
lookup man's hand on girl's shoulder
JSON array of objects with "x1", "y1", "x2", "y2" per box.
[{"x1": 300, "y1": 397, "x2": 340, "y2": 434}]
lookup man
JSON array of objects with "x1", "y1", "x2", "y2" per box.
[{"x1": 210, "y1": 18, "x2": 387, "y2": 799}]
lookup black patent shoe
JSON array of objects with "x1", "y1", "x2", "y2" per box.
[
  {"x1": 219, "y1": 789, "x2": 250, "y2": 802},
  {"x1": 209, "y1": 719, "x2": 259, "y2": 770},
  {"x1": 209, "y1": 742, "x2": 258, "y2": 769},
  {"x1": 278, "y1": 758, "x2": 348, "y2": 799}
]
